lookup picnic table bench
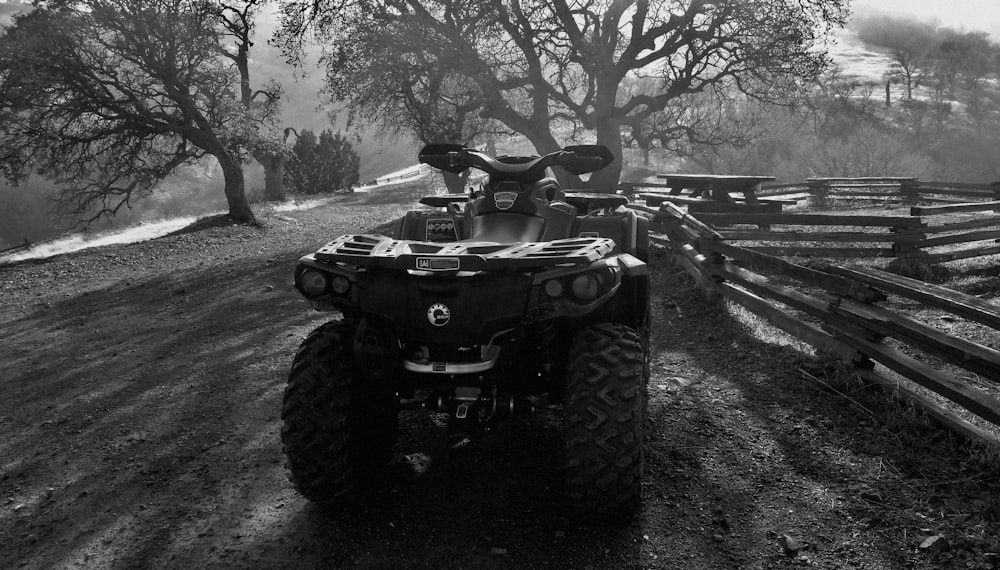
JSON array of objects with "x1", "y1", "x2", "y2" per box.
[
  {"x1": 656, "y1": 174, "x2": 777, "y2": 204},
  {"x1": 638, "y1": 193, "x2": 714, "y2": 207}
]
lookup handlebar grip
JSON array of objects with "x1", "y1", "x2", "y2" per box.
[
  {"x1": 418, "y1": 154, "x2": 450, "y2": 164},
  {"x1": 557, "y1": 152, "x2": 606, "y2": 174},
  {"x1": 419, "y1": 150, "x2": 471, "y2": 173},
  {"x1": 573, "y1": 156, "x2": 604, "y2": 170}
]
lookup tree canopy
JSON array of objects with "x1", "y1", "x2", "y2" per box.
[
  {"x1": 0, "y1": 0, "x2": 281, "y2": 223},
  {"x1": 281, "y1": 0, "x2": 849, "y2": 189}
]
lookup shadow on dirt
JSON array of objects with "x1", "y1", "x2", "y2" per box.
[
  {"x1": 646, "y1": 255, "x2": 1000, "y2": 567},
  {"x1": 6, "y1": 222, "x2": 996, "y2": 568},
  {"x1": 163, "y1": 214, "x2": 244, "y2": 238}
]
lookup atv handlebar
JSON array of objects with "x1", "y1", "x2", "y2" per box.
[{"x1": 418, "y1": 144, "x2": 614, "y2": 182}]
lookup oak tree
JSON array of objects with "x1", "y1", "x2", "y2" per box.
[
  {"x1": 281, "y1": 0, "x2": 848, "y2": 190},
  {"x1": 0, "y1": 0, "x2": 280, "y2": 223}
]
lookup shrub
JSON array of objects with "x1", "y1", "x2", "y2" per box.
[{"x1": 285, "y1": 130, "x2": 361, "y2": 194}]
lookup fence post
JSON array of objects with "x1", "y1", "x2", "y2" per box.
[
  {"x1": 821, "y1": 293, "x2": 879, "y2": 371},
  {"x1": 806, "y1": 180, "x2": 830, "y2": 208},
  {"x1": 888, "y1": 219, "x2": 933, "y2": 279},
  {"x1": 900, "y1": 179, "x2": 920, "y2": 207}
]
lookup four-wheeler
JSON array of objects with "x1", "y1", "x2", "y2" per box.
[{"x1": 282, "y1": 143, "x2": 650, "y2": 518}]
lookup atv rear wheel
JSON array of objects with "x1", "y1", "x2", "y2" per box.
[
  {"x1": 281, "y1": 320, "x2": 397, "y2": 503},
  {"x1": 563, "y1": 324, "x2": 646, "y2": 520}
]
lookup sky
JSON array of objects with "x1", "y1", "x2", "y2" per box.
[{"x1": 851, "y1": 0, "x2": 1000, "y2": 39}]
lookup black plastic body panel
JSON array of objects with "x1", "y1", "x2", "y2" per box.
[
  {"x1": 357, "y1": 269, "x2": 533, "y2": 345},
  {"x1": 397, "y1": 211, "x2": 466, "y2": 242}
]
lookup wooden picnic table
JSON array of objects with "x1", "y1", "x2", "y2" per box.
[
  {"x1": 638, "y1": 193, "x2": 714, "y2": 207},
  {"x1": 656, "y1": 174, "x2": 776, "y2": 204}
]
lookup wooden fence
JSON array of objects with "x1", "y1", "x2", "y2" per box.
[
  {"x1": 638, "y1": 200, "x2": 1000, "y2": 447},
  {"x1": 623, "y1": 177, "x2": 1000, "y2": 268},
  {"x1": 626, "y1": 177, "x2": 1000, "y2": 204},
  {"x1": 757, "y1": 178, "x2": 1000, "y2": 205}
]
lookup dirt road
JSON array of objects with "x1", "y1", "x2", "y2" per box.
[{"x1": 1, "y1": 193, "x2": 996, "y2": 569}]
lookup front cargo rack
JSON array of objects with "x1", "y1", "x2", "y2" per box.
[{"x1": 312, "y1": 234, "x2": 615, "y2": 271}]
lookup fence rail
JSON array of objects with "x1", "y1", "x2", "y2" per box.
[
  {"x1": 622, "y1": 177, "x2": 1000, "y2": 269},
  {"x1": 640, "y1": 199, "x2": 1000, "y2": 447},
  {"x1": 620, "y1": 177, "x2": 1000, "y2": 203}
]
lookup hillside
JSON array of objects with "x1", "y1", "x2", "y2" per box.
[
  {"x1": 828, "y1": 28, "x2": 896, "y2": 84},
  {"x1": 0, "y1": 1, "x2": 26, "y2": 27}
]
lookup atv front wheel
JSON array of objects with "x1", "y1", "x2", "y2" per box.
[
  {"x1": 564, "y1": 324, "x2": 646, "y2": 519},
  {"x1": 281, "y1": 320, "x2": 397, "y2": 503}
]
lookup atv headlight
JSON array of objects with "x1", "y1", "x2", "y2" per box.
[
  {"x1": 331, "y1": 275, "x2": 351, "y2": 295},
  {"x1": 301, "y1": 270, "x2": 329, "y2": 296},
  {"x1": 543, "y1": 279, "x2": 564, "y2": 298},
  {"x1": 571, "y1": 273, "x2": 601, "y2": 301}
]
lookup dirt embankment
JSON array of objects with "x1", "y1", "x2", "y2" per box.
[{"x1": 1, "y1": 192, "x2": 997, "y2": 569}]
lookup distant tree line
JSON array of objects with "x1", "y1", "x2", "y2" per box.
[{"x1": 854, "y1": 15, "x2": 1000, "y2": 102}]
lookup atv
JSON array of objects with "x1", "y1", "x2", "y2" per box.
[{"x1": 282, "y1": 143, "x2": 650, "y2": 519}]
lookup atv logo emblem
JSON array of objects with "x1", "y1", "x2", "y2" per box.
[
  {"x1": 427, "y1": 303, "x2": 451, "y2": 326},
  {"x1": 493, "y1": 191, "x2": 518, "y2": 210},
  {"x1": 416, "y1": 257, "x2": 460, "y2": 271}
]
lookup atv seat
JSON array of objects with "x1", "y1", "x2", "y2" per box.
[
  {"x1": 469, "y1": 214, "x2": 546, "y2": 243},
  {"x1": 465, "y1": 179, "x2": 577, "y2": 243}
]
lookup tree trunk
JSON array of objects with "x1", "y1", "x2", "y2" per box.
[
  {"x1": 520, "y1": 127, "x2": 583, "y2": 189},
  {"x1": 257, "y1": 153, "x2": 286, "y2": 202},
  {"x1": 442, "y1": 170, "x2": 469, "y2": 194},
  {"x1": 217, "y1": 151, "x2": 255, "y2": 223},
  {"x1": 590, "y1": 118, "x2": 624, "y2": 193}
]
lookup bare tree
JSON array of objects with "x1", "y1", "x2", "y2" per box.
[
  {"x1": 853, "y1": 14, "x2": 938, "y2": 101},
  {"x1": 281, "y1": 0, "x2": 848, "y2": 191},
  {"x1": 890, "y1": 49, "x2": 928, "y2": 101},
  {"x1": 621, "y1": 78, "x2": 771, "y2": 168},
  {"x1": 0, "y1": 0, "x2": 280, "y2": 223}
]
